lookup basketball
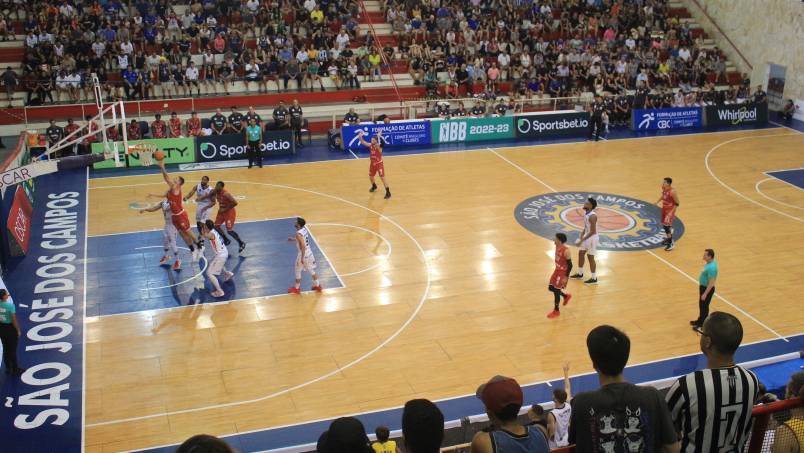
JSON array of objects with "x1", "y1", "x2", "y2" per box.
[{"x1": 154, "y1": 150, "x2": 165, "y2": 161}]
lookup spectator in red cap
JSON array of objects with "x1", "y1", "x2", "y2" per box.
[{"x1": 471, "y1": 376, "x2": 549, "y2": 453}]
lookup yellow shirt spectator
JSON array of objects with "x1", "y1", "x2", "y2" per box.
[
  {"x1": 371, "y1": 440, "x2": 397, "y2": 453},
  {"x1": 310, "y1": 8, "x2": 324, "y2": 23},
  {"x1": 308, "y1": 48, "x2": 319, "y2": 61},
  {"x1": 368, "y1": 53, "x2": 381, "y2": 66}
]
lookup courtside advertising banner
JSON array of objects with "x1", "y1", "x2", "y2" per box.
[
  {"x1": 342, "y1": 121, "x2": 431, "y2": 150},
  {"x1": 91, "y1": 138, "x2": 196, "y2": 169},
  {"x1": 705, "y1": 103, "x2": 768, "y2": 127},
  {"x1": 514, "y1": 111, "x2": 591, "y2": 138},
  {"x1": 6, "y1": 185, "x2": 33, "y2": 256},
  {"x1": 195, "y1": 130, "x2": 295, "y2": 162},
  {"x1": 632, "y1": 107, "x2": 702, "y2": 131},
  {"x1": 431, "y1": 116, "x2": 515, "y2": 143}
]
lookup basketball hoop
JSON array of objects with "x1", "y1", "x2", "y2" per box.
[{"x1": 128, "y1": 143, "x2": 158, "y2": 166}]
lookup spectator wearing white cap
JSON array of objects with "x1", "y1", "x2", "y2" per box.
[{"x1": 471, "y1": 375, "x2": 549, "y2": 453}]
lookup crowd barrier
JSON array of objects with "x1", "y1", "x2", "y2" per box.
[
  {"x1": 90, "y1": 130, "x2": 295, "y2": 169},
  {"x1": 631, "y1": 103, "x2": 768, "y2": 131},
  {"x1": 342, "y1": 110, "x2": 592, "y2": 150}
]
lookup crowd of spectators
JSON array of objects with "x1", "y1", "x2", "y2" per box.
[
  {"x1": 6, "y1": 0, "x2": 752, "y2": 108},
  {"x1": 170, "y1": 311, "x2": 803, "y2": 453},
  {"x1": 390, "y1": 0, "x2": 741, "y2": 101},
  {"x1": 15, "y1": 0, "x2": 387, "y2": 105}
]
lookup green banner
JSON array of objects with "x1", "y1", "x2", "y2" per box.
[
  {"x1": 91, "y1": 138, "x2": 196, "y2": 169},
  {"x1": 430, "y1": 116, "x2": 515, "y2": 144}
]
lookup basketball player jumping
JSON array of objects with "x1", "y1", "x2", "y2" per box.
[
  {"x1": 213, "y1": 181, "x2": 246, "y2": 253},
  {"x1": 184, "y1": 175, "x2": 216, "y2": 244},
  {"x1": 357, "y1": 129, "x2": 391, "y2": 199},
  {"x1": 570, "y1": 197, "x2": 599, "y2": 284},
  {"x1": 139, "y1": 196, "x2": 182, "y2": 270},
  {"x1": 655, "y1": 177, "x2": 679, "y2": 251},
  {"x1": 158, "y1": 160, "x2": 204, "y2": 260},
  {"x1": 201, "y1": 220, "x2": 234, "y2": 297},
  {"x1": 287, "y1": 217, "x2": 323, "y2": 294},
  {"x1": 547, "y1": 233, "x2": 573, "y2": 319}
]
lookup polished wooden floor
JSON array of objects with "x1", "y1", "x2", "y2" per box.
[{"x1": 84, "y1": 128, "x2": 804, "y2": 452}]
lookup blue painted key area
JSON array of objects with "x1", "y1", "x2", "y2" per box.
[
  {"x1": 87, "y1": 218, "x2": 343, "y2": 317},
  {"x1": 767, "y1": 168, "x2": 804, "y2": 190}
]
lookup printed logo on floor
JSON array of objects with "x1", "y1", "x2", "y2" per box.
[{"x1": 514, "y1": 192, "x2": 685, "y2": 251}]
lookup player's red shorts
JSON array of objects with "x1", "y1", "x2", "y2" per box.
[
  {"x1": 172, "y1": 212, "x2": 191, "y2": 232},
  {"x1": 549, "y1": 270, "x2": 568, "y2": 290},
  {"x1": 215, "y1": 208, "x2": 237, "y2": 231},
  {"x1": 661, "y1": 207, "x2": 675, "y2": 226},
  {"x1": 369, "y1": 162, "x2": 385, "y2": 178}
]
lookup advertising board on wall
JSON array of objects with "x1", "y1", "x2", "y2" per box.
[
  {"x1": 195, "y1": 130, "x2": 295, "y2": 162},
  {"x1": 632, "y1": 108, "x2": 702, "y2": 131},
  {"x1": 342, "y1": 121, "x2": 431, "y2": 150}
]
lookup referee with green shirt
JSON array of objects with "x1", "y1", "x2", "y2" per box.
[
  {"x1": 245, "y1": 118, "x2": 263, "y2": 169},
  {"x1": 691, "y1": 249, "x2": 718, "y2": 329},
  {"x1": 0, "y1": 288, "x2": 24, "y2": 376}
]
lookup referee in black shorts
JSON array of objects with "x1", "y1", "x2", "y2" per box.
[{"x1": 589, "y1": 95, "x2": 605, "y2": 141}]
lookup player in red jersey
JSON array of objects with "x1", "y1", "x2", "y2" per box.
[
  {"x1": 127, "y1": 119, "x2": 142, "y2": 140},
  {"x1": 213, "y1": 181, "x2": 246, "y2": 253},
  {"x1": 357, "y1": 129, "x2": 391, "y2": 199},
  {"x1": 547, "y1": 233, "x2": 573, "y2": 319},
  {"x1": 655, "y1": 177, "x2": 679, "y2": 251},
  {"x1": 151, "y1": 114, "x2": 167, "y2": 139},
  {"x1": 186, "y1": 111, "x2": 202, "y2": 137},
  {"x1": 158, "y1": 160, "x2": 204, "y2": 260},
  {"x1": 168, "y1": 111, "x2": 183, "y2": 137}
]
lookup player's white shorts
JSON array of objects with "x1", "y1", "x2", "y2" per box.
[
  {"x1": 207, "y1": 253, "x2": 228, "y2": 276},
  {"x1": 196, "y1": 203, "x2": 214, "y2": 223},
  {"x1": 163, "y1": 223, "x2": 178, "y2": 245},
  {"x1": 295, "y1": 253, "x2": 317, "y2": 276},
  {"x1": 580, "y1": 235, "x2": 599, "y2": 255}
]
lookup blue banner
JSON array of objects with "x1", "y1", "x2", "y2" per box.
[
  {"x1": 341, "y1": 121, "x2": 431, "y2": 150},
  {"x1": 632, "y1": 108, "x2": 702, "y2": 131},
  {"x1": 0, "y1": 169, "x2": 87, "y2": 452}
]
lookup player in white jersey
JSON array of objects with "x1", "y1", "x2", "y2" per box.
[
  {"x1": 139, "y1": 197, "x2": 181, "y2": 271},
  {"x1": 547, "y1": 363, "x2": 572, "y2": 448},
  {"x1": 570, "y1": 197, "x2": 599, "y2": 284},
  {"x1": 201, "y1": 219, "x2": 233, "y2": 297},
  {"x1": 184, "y1": 176, "x2": 219, "y2": 244},
  {"x1": 287, "y1": 217, "x2": 323, "y2": 294}
]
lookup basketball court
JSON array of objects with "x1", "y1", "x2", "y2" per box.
[{"x1": 2, "y1": 122, "x2": 803, "y2": 452}]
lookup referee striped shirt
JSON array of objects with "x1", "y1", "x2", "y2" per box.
[{"x1": 666, "y1": 366, "x2": 759, "y2": 453}]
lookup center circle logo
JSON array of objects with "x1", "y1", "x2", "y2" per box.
[{"x1": 514, "y1": 192, "x2": 685, "y2": 251}]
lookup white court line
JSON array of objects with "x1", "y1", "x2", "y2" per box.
[
  {"x1": 769, "y1": 120, "x2": 804, "y2": 134},
  {"x1": 761, "y1": 169, "x2": 804, "y2": 192},
  {"x1": 86, "y1": 181, "x2": 432, "y2": 428},
  {"x1": 487, "y1": 146, "x2": 789, "y2": 342},
  {"x1": 133, "y1": 246, "x2": 209, "y2": 290},
  {"x1": 304, "y1": 227, "x2": 346, "y2": 290},
  {"x1": 755, "y1": 178, "x2": 804, "y2": 211},
  {"x1": 81, "y1": 167, "x2": 89, "y2": 452},
  {"x1": 89, "y1": 215, "x2": 297, "y2": 238},
  {"x1": 88, "y1": 127, "x2": 785, "y2": 183},
  {"x1": 704, "y1": 133, "x2": 803, "y2": 223},
  {"x1": 308, "y1": 223, "x2": 392, "y2": 277}
]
